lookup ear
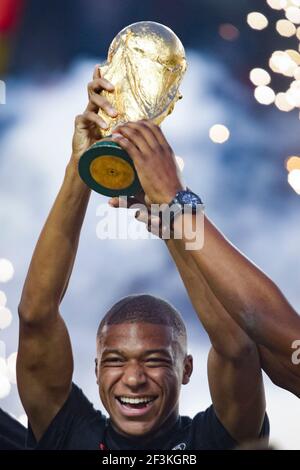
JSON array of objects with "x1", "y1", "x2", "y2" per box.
[
  {"x1": 95, "y1": 358, "x2": 98, "y2": 384},
  {"x1": 182, "y1": 354, "x2": 193, "y2": 385}
]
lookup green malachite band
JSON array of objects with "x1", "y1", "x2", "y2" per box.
[{"x1": 78, "y1": 140, "x2": 142, "y2": 197}]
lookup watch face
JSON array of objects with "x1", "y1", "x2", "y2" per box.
[{"x1": 176, "y1": 191, "x2": 202, "y2": 206}]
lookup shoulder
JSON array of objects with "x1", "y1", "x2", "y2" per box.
[
  {"x1": 27, "y1": 383, "x2": 107, "y2": 449},
  {"x1": 0, "y1": 408, "x2": 27, "y2": 450},
  {"x1": 186, "y1": 405, "x2": 269, "y2": 450},
  {"x1": 182, "y1": 405, "x2": 237, "y2": 450}
]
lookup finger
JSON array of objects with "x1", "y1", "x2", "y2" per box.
[
  {"x1": 116, "y1": 121, "x2": 168, "y2": 154},
  {"x1": 89, "y1": 93, "x2": 118, "y2": 117},
  {"x1": 88, "y1": 78, "x2": 114, "y2": 96},
  {"x1": 135, "y1": 209, "x2": 149, "y2": 224},
  {"x1": 112, "y1": 124, "x2": 152, "y2": 156},
  {"x1": 93, "y1": 64, "x2": 101, "y2": 80},
  {"x1": 76, "y1": 111, "x2": 108, "y2": 130},
  {"x1": 148, "y1": 215, "x2": 162, "y2": 236},
  {"x1": 108, "y1": 196, "x2": 129, "y2": 209},
  {"x1": 110, "y1": 133, "x2": 141, "y2": 163},
  {"x1": 124, "y1": 121, "x2": 160, "y2": 151},
  {"x1": 108, "y1": 197, "x2": 120, "y2": 208},
  {"x1": 86, "y1": 73, "x2": 115, "y2": 113},
  {"x1": 138, "y1": 120, "x2": 169, "y2": 147}
]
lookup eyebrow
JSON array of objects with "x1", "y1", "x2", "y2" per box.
[{"x1": 101, "y1": 348, "x2": 172, "y2": 358}]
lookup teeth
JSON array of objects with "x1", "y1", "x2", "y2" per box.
[{"x1": 119, "y1": 396, "x2": 154, "y2": 404}]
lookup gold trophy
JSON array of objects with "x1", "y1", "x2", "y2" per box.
[{"x1": 78, "y1": 21, "x2": 187, "y2": 197}]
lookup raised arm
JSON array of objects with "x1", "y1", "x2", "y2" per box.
[
  {"x1": 172, "y1": 215, "x2": 300, "y2": 396},
  {"x1": 111, "y1": 119, "x2": 300, "y2": 398},
  {"x1": 17, "y1": 66, "x2": 117, "y2": 440},
  {"x1": 166, "y1": 238, "x2": 265, "y2": 442},
  {"x1": 109, "y1": 121, "x2": 266, "y2": 442}
]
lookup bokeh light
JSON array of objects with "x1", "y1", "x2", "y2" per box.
[
  {"x1": 219, "y1": 23, "x2": 240, "y2": 41},
  {"x1": 6, "y1": 352, "x2": 17, "y2": 384},
  {"x1": 0, "y1": 307, "x2": 13, "y2": 329},
  {"x1": 288, "y1": 168, "x2": 300, "y2": 193},
  {"x1": 247, "y1": 12, "x2": 269, "y2": 30},
  {"x1": 269, "y1": 51, "x2": 297, "y2": 76},
  {"x1": 276, "y1": 19, "x2": 296, "y2": 36},
  {"x1": 0, "y1": 259, "x2": 14, "y2": 282},
  {"x1": 285, "y1": 6, "x2": 300, "y2": 23},
  {"x1": 209, "y1": 124, "x2": 230, "y2": 144},
  {"x1": 275, "y1": 92, "x2": 295, "y2": 110},
  {"x1": 267, "y1": 0, "x2": 287, "y2": 9},
  {"x1": 0, "y1": 374, "x2": 11, "y2": 399},
  {"x1": 0, "y1": 290, "x2": 7, "y2": 307},
  {"x1": 250, "y1": 68, "x2": 271, "y2": 86},
  {"x1": 0, "y1": 341, "x2": 5, "y2": 359},
  {"x1": 254, "y1": 86, "x2": 276, "y2": 104},
  {"x1": 0, "y1": 357, "x2": 7, "y2": 377},
  {"x1": 286, "y1": 155, "x2": 300, "y2": 171},
  {"x1": 250, "y1": 4, "x2": 300, "y2": 116}
]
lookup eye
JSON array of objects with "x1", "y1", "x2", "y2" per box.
[
  {"x1": 102, "y1": 357, "x2": 125, "y2": 366},
  {"x1": 145, "y1": 358, "x2": 171, "y2": 367}
]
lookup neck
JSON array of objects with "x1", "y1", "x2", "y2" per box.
[{"x1": 110, "y1": 409, "x2": 179, "y2": 443}]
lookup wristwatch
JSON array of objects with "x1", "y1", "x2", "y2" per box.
[{"x1": 161, "y1": 189, "x2": 204, "y2": 233}]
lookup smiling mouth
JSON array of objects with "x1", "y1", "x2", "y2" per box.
[{"x1": 115, "y1": 396, "x2": 158, "y2": 416}]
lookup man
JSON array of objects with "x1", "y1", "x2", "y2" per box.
[{"x1": 17, "y1": 65, "x2": 268, "y2": 450}]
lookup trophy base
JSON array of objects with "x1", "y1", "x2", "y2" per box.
[{"x1": 78, "y1": 140, "x2": 142, "y2": 197}]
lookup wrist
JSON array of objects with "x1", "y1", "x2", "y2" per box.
[
  {"x1": 158, "y1": 183, "x2": 185, "y2": 205},
  {"x1": 65, "y1": 158, "x2": 91, "y2": 194}
]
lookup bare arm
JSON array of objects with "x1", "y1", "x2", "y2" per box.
[
  {"x1": 17, "y1": 66, "x2": 117, "y2": 440},
  {"x1": 166, "y1": 237, "x2": 265, "y2": 442},
  {"x1": 109, "y1": 121, "x2": 266, "y2": 442},
  {"x1": 172, "y1": 214, "x2": 300, "y2": 396}
]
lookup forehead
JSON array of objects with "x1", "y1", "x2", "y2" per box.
[{"x1": 98, "y1": 322, "x2": 175, "y2": 352}]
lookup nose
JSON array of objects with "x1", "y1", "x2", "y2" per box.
[{"x1": 122, "y1": 361, "x2": 147, "y2": 389}]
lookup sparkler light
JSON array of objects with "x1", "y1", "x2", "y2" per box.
[{"x1": 248, "y1": 1, "x2": 300, "y2": 194}]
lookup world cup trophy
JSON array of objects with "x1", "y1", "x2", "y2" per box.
[{"x1": 78, "y1": 21, "x2": 187, "y2": 197}]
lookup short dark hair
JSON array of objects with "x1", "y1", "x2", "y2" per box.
[{"x1": 97, "y1": 294, "x2": 187, "y2": 355}]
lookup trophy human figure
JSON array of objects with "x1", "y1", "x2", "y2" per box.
[{"x1": 78, "y1": 21, "x2": 187, "y2": 197}]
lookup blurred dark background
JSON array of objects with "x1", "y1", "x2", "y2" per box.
[{"x1": 0, "y1": 0, "x2": 289, "y2": 82}]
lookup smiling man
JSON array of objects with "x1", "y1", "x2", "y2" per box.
[
  {"x1": 17, "y1": 66, "x2": 268, "y2": 450},
  {"x1": 95, "y1": 295, "x2": 194, "y2": 448}
]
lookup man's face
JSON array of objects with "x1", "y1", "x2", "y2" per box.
[{"x1": 95, "y1": 322, "x2": 192, "y2": 438}]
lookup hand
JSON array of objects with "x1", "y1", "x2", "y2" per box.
[
  {"x1": 71, "y1": 65, "x2": 118, "y2": 163},
  {"x1": 109, "y1": 191, "x2": 163, "y2": 238},
  {"x1": 111, "y1": 120, "x2": 184, "y2": 205}
]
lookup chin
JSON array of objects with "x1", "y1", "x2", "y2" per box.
[{"x1": 115, "y1": 420, "x2": 157, "y2": 438}]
